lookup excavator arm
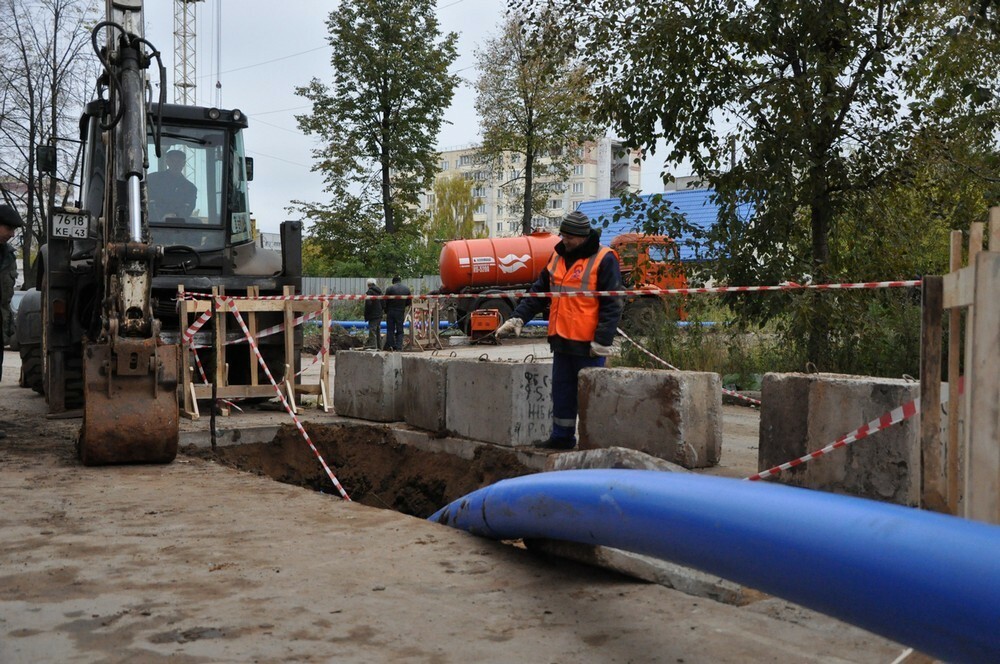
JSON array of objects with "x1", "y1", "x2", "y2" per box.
[{"x1": 78, "y1": 0, "x2": 179, "y2": 465}]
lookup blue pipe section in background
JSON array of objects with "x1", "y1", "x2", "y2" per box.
[{"x1": 429, "y1": 470, "x2": 1000, "y2": 663}]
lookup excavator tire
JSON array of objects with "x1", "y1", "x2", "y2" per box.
[{"x1": 19, "y1": 343, "x2": 44, "y2": 394}]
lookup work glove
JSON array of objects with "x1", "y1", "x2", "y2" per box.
[
  {"x1": 590, "y1": 341, "x2": 613, "y2": 357},
  {"x1": 495, "y1": 317, "x2": 524, "y2": 338}
]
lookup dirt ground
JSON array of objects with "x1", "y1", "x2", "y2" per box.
[
  {"x1": 0, "y1": 350, "x2": 907, "y2": 662},
  {"x1": 186, "y1": 423, "x2": 532, "y2": 518}
]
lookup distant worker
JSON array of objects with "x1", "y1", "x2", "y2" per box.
[
  {"x1": 383, "y1": 276, "x2": 412, "y2": 351},
  {"x1": 496, "y1": 210, "x2": 623, "y2": 449},
  {"x1": 363, "y1": 278, "x2": 384, "y2": 350},
  {"x1": 0, "y1": 205, "x2": 22, "y2": 389},
  {"x1": 146, "y1": 149, "x2": 196, "y2": 220}
]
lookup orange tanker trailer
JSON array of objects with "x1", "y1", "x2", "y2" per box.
[{"x1": 437, "y1": 230, "x2": 688, "y2": 333}]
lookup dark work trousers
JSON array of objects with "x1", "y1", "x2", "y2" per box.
[
  {"x1": 550, "y1": 351, "x2": 606, "y2": 442},
  {"x1": 385, "y1": 308, "x2": 406, "y2": 351},
  {"x1": 365, "y1": 319, "x2": 382, "y2": 349}
]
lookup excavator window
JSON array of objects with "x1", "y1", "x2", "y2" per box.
[{"x1": 146, "y1": 125, "x2": 231, "y2": 252}]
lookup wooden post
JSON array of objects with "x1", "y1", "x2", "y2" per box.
[
  {"x1": 214, "y1": 286, "x2": 230, "y2": 417},
  {"x1": 320, "y1": 288, "x2": 331, "y2": 411},
  {"x1": 990, "y1": 206, "x2": 1000, "y2": 251},
  {"x1": 283, "y1": 285, "x2": 296, "y2": 410},
  {"x1": 964, "y1": 251, "x2": 1000, "y2": 524},
  {"x1": 247, "y1": 285, "x2": 260, "y2": 388},
  {"x1": 918, "y1": 275, "x2": 946, "y2": 512},
  {"x1": 179, "y1": 285, "x2": 196, "y2": 419},
  {"x1": 959, "y1": 223, "x2": 983, "y2": 515},
  {"x1": 946, "y1": 231, "x2": 963, "y2": 514}
]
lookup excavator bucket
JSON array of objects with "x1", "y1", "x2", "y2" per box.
[{"x1": 78, "y1": 339, "x2": 180, "y2": 466}]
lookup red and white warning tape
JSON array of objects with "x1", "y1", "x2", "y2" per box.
[
  {"x1": 179, "y1": 279, "x2": 921, "y2": 303},
  {"x1": 615, "y1": 327, "x2": 762, "y2": 407},
  {"x1": 181, "y1": 297, "x2": 224, "y2": 344},
  {"x1": 745, "y1": 378, "x2": 962, "y2": 482},
  {"x1": 182, "y1": 305, "x2": 324, "y2": 349},
  {"x1": 226, "y1": 298, "x2": 350, "y2": 501},
  {"x1": 296, "y1": 346, "x2": 328, "y2": 377}
]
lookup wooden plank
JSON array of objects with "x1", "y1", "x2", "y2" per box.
[
  {"x1": 179, "y1": 285, "x2": 195, "y2": 418},
  {"x1": 193, "y1": 385, "x2": 278, "y2": 400},
  {"x1": 968, "y1": 221, "x2": 984, "y2": 262},
  {"x1": 283, "y1": 286, "x2": 296, "y2": 411},
  {"x1": 946, "y1": 230, "x2": 963, "y2": 514},
  {"x1": 247, "y1": 286, "x2": 260, "y2": 388},
  {"x1": 181, "y1": 299, "x2": 322, "y2": 314},
  {"x1": 941, "y1": 263, "x2": 976, "y2": 309},
  {"x1": 918, "y1": 275, "x2": 947, "y2": 512},
  {"x1": 990, "y1": 207, "x2": 1000, "y2": 251},
  {"x1": 320, "y1": 288, "x2": 331, "y2": 409},
  {"x1": 963, "y1": 252, "x2": 1000, "y2": 524}
]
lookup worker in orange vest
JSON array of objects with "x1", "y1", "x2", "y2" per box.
[{"x1": 496, "y1": 210, "x2": 624, "y2": 449}]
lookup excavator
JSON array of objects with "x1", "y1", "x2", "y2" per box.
[{"x1": 20, "y1": 0, "x2": 302, "y2": 464}]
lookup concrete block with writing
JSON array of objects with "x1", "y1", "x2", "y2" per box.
[
  {"x1": 577, "y1": 368, "x2": 722, "y2": 468},
  {"x1": 401, "y1": 355, "x2": 449, "y2": 434},
  {"x1": 759, "y1": 373, "x2": 920, "y2": 505},
  {"x1": 333, "y1": 350, "x2": 403, "y2": 422},
  {"x1": 445, "y1": 360, "x2": 552, "y2": 447}
]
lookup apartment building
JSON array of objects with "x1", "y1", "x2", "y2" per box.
[{"x1": 423, "y1": 137, "x2": 641, "y2": 238}]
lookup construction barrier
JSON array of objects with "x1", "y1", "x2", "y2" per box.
[{"x1": 178, "y1": 285, "x2": 331, "y2": 419}]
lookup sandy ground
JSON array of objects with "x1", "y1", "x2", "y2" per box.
[{"x1": 0, "y1": 348, "x2": 906, "y2": 662}]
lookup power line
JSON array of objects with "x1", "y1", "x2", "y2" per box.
[
  {"x1": 246, "y1": 149, "x2": 312, "y2": 169},
  {"x1": 196, "y1": 45, "x2": 329, "y2": 80}
]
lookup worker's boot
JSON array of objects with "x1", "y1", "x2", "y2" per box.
[{"x1": 536, "y1": 436, "x2": 575, "y2": 450}]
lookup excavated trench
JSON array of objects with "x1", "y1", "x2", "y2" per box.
[{"x1": 183, "y1": 422, "x2": 533, "y2": 518}]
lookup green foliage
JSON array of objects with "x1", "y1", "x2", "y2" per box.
[
  {"x1": 475, "y1": 14, "x2": 595, "y2": 234},
  {"x1": 615, "y1": 297, "x2": 801, "y2": 383},
  {"x1": 427, "y1": 175, "x2": 484, "y2": 241},
  {"x1": 295, "y1": 0, "x2": 459, "y2": 235},
  {"x1": 298, "y1": 195, "x2": 437, "y2": 277},
  {"x1": 517, "y1": 0, "x2": 1000, "y2": 369}
]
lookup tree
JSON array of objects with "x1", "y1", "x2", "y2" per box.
[
  {"x1": 295, "y1": 194, "x2": 438, "y2": 277},
  {"x1": 516, "y1": 0, "x2": 1000, "y2": 367},
  {"x1": 0, "y1": 0, "x2": 97, "y2": 286},
  {"x1": 427, "y1": 174, "x2": 483, "y2": 241},
  {"x1": 295, "y1": 0, "x2": 459, "y2": 237},
  {"x1": 475, "y1": 14, "x2": 593, "y2": 235}
]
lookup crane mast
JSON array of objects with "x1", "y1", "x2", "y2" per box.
[{"x1": 173, "y1": 0, "x2": 204, "y2": 105}]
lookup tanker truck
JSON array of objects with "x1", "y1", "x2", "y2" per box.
[{"x1": 437, "y1": 231, "x2": 687, "y2": 333}]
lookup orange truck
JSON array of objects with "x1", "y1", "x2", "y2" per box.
[{"x1": 437, "y1": 231, "x2": 687, "y2": 331}]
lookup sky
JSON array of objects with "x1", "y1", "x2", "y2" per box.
[{"x1": 140, "y1": 0, "x2": 666, "y2": 234}]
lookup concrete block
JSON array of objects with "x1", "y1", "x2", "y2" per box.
[
  {"x1": 759, "y1": 373, "x2": 920, "y2": 505},
  {"x1": 332, "y1": 350, "x2": 403, "y2": 422},
  {"x1": 401, "y1": 356, "x2": 449, "y2": 434},
  {"x1": 577, "y1": 368, "x2": 722, "y2": 468},
  {"x1": 445, "y1": 360, "x2": 552, "y2": 447},
  {"x1": 530, "y1": 540, "x2": 760, "y2": 606}
]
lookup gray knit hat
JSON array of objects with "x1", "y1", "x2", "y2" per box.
[
  {"x1": 0, "y1": 204, "x2": 23, "y2": 229},
  {"x1": 559, "y1": 210, "x2": 591, "y2": 237}
]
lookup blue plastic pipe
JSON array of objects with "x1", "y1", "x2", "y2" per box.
[{"x1": 429, "y1": 470, "x2": 1000, "y2": 663}]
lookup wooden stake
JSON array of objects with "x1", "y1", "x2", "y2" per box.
[
  {"x1": 946, "y1": 230, "x2": 963, "y2": 514},
  {"x1": 918, "y1": 275, "x2": 946, "y2": 512}
]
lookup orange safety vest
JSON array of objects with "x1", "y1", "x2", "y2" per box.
[{"x1": 546, "y1": 246, "x2": 616, "y2": 342}]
